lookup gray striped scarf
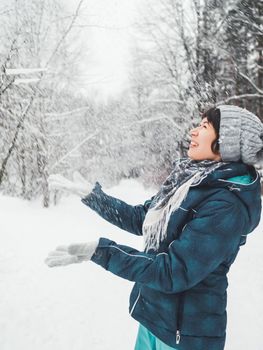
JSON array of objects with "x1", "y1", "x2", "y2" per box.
[{"x1": 142, "y1": 158, "x2": 229, "y2": 251}]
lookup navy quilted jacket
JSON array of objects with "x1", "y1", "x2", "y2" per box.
[{"x1": 81, "y1": 161, "x2": 262, "y2": 350}]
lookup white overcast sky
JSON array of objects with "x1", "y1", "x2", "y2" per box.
[{"x1": 66, "y1": 0, "x2": 141, "y2": 100}]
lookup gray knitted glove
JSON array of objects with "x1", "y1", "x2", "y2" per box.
[
  {"x1": 45, "y1": 240, "x2": 99, "y2": 268},
  {"x1": 48, "y1": 171, "x2": 93, "y2": 197}
]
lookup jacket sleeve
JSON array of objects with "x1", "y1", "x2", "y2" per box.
[
  {"x1": 81, "y1": 182, "x2": 154, "y2": 236},
  {"x1": 90, "y1": 199, "x2": 246, "y2": 293}
]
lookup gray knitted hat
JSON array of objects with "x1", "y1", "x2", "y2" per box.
[{"x1": 217, "y1": 105, "x2": 263, "y2": 165}]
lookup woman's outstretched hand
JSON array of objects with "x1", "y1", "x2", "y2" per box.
[
  {"x1": 48, "y1": 171, "x2": 93, "y2": 197},
  {"x1": 45, "y1": 240, "x2": 99, "y2": 267}
]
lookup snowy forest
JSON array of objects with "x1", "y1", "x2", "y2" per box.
[{"x1": 0, "y1": 0, "x2": 262, "y2": 207}]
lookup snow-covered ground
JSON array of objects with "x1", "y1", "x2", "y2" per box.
[{"x1": 0, "y1": 179, "x2": 262, "y2": 350}]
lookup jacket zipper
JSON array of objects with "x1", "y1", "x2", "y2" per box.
[
  {"x1": 130, "y1": 289, "x2": 184, "y2": 345},
  {"x1": 176, "y1": 330, "x2": 181, "y2": 345},
  {"x1": 129, "y1": 289, "x2": 141, "y2": 316},
  {"x1": 176, "y1": 292, "x2": 185, "y2": 344}
]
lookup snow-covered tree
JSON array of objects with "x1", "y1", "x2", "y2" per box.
[{"x1": 0, "y1": 0, "x2": 90, "y2": 205}]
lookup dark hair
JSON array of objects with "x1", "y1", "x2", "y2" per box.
[{"x1": 202, "y1": 107, "x2": 221, "y2": 155}]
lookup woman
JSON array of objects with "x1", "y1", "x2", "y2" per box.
[{"x1": 46, "y1": 104, "x2": 263, "y2": 350}]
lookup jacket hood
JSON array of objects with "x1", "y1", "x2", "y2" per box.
[{"x1": 192, "y1": 161, "x2": 262, "y2": 236}]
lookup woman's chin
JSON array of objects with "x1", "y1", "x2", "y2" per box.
[
  {"x1": 187, "y1": 148, "x2": 221, "y2": 162},
  {"x1": 187, "y1": 148, "x2": 197, "y2": 160},
  {"x1": 187, "y1": 149, "x2": 204, "y2": 161}
]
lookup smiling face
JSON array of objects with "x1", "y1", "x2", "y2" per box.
[{"x1": 187, "y1": 117, "x2": 222, "y2": 161}]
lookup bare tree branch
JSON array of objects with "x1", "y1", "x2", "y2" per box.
[
  {"x1": 45, "y1": 0, "x2": 85, "y2": 67},
  {"x1": 50, "y1": 130, "x2": 99, "y2": 171},
  {"x1": 0, "y1": 0, "x2": 86, "y2": 185},
  {"x1": 238, "y1": 71, "x2": 263, "y2": 94},
  {"x1": 217, "y1": 94, "x2": 263, "y2": 104},
  {"x1": 0, "y1": 94, "x2": 36, "y2": 184}
]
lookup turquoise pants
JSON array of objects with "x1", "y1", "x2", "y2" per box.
[{"x1": 134, "y1": 324, "x2": 178, "y2": 350}]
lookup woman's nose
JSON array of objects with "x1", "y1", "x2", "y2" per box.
[{"x1": 190, "y1": 127, "x2": 199, "y2": 136}]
